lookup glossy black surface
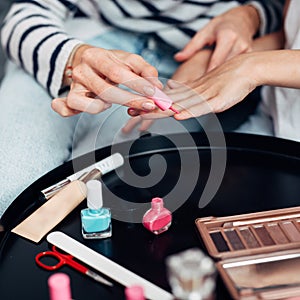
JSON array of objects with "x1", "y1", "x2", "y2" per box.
[{"x1": 0, "y1": 132, "x2": 300, "y2": 300}]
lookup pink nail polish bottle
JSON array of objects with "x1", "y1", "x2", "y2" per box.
[
  {"x1": 142, "y1": 197, "x2": 172, "y2": 235},
  {"x1": 48, "y1": 273, "x2": 72, "y2": 300},
  {"x1": 125, "y1": 285, "x2": 145, "y2": 300}
]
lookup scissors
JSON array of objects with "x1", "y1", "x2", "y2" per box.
[{"x1": 35, "y1": 245, "x2": 113, "y2": 287}]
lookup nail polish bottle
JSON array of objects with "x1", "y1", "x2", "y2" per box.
[
  {"x1": 166, "y1": 248, "x2": 216, "y2": 300},
  {"x1": 142, "y1": 197, "x2": 172, "y2": 235},
  {"x1": 125, "y1": 285, "x2": 145, "y2": 300},
  {"x1": 81, "y1": 180, "x2": 112, "y2": 239},
  {"x1": 48, "y1": 273, "x2": 72, "y2": 300}
]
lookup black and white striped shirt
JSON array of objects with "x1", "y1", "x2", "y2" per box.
[{"x1": 1, "y1": 0, "x2": 284, "y2": 97}]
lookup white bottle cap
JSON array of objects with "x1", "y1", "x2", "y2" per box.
[
  {"x1": 96, "y1": 153, "x2": 124, "y2": 175},
  {"x1": 86, "y1": 180, "x2": 103, "y2": 209}
]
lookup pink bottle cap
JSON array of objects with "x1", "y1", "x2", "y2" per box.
[
  {"x1": 48, "y1": 273, "x2": 72, "y2": 300},
  {"x1": 149, "y1": 87, "x2": 179, "y2": 113},
  {"x1": 142, "y1": 197, "x2": 172, "y2": 234},
  {"x1": 125, "y1": 285, "x2": 145, "y2": 300}
]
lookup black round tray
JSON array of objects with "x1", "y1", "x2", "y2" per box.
[{"x1": 0, "y1": 132, "x2": 300, "y2": 300}]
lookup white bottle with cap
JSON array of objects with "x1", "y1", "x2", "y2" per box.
[{"x1": 80, "y1": 180, "x2": 112, "y2": 239}]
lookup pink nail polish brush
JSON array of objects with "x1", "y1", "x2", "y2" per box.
[{"x1": 149, "y1": 87, "x2": 179, "y2": 114}]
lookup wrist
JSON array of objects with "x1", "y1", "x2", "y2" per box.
[
  {"x1": 244, "y1": 4, "x2": 261, "y2": 37},
  {"x1": 63, "y1": 44, "x2": 92, "y2": 86},
  {"x1": 72, "y1": 44, "x2": 93, "y2": 68},
  {"x1": 237, "y1": 52, "x2": 263, "y2": 88},
  {"x1": 243, "y1": 52, "x2": 267, "y2": 87}
]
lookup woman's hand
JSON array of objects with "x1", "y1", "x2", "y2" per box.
[
  {"x1": 52, "y1": 46, "x2": 163, "y2": 117},
  {"x1": 169, "y1": 53, "x2": 260, "y2": 120},
  {"x1": 126, "y1": 49, "x2": 213, "y2": 120},
  {"x1": 174, "y1": 5, "x2": 260, "y2": 72}
]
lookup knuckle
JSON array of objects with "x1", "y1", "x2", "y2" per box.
[
  {"x1": 211, "y1": 101, "x2": 225, "y2": 113},
  {"x1": 107, "y1": 65, "x2": 122, "y2": 82},
  {"x1": 220, "y1": 29, "x2": 237, "y2": 41},
  {"x1": 146, "y1": 65, "x2": 158, "y2": 76},
  {"x1": 71, "y1": 66, "x2": 83, "y2": 81},
  {"x1": 128, "y1": 53, "x2": 142, "y2": 62},
  {"x1": 80, "y1": 48, "x2": 95, "y2": 62},
  {"x1": 65, "y1": 94, "x2": 76, "y2": 109},
  {"x1": 237, "y1": 41, "x2": 250, "y2": 52}
]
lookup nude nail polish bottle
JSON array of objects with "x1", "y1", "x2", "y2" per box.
[
  {"x1": 81, "y1": 180, "x2": 112, "y2": 239},
  {"x1": 142, "y1": 197, "x2": 172, "y2": 235}
]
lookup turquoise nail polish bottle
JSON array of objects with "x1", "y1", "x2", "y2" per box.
[{"x1": 81, "y1": 180, "x2": 112, "y2": 239}]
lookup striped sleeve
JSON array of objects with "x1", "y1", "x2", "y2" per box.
[
  {"x1": 247, "y1": 0, "x2": 285, "y2": 35},
  {"x1": 1, "y1": 0, "x2": 84, "y2": 97}
]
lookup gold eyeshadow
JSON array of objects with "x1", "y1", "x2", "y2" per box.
[{"x1": 195, "y1": 206, "x2": 300, "y2": 299}]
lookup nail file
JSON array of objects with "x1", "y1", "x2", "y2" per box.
[
  {"x1": 47, "y1": 231, "x2": 173, "y2": 300},
  {"x1": 149, "y1": 87, "x2": 179, "y2": 114}
]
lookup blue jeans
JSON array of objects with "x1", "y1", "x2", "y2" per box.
[{"x1": 0, "y1": 29, "x2": 199, "y2": 216}]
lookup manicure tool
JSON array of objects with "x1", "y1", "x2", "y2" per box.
[
  {"x1": 35, "y1": 245, "x2": 113, "y2": 286},
  {"x1": 149, "y1": 87, "x2": 179, "y2": 114},
  {"x1": 47, "y1": 231, "x2": 173, "y2": 300},
  {"x1": 41, "y1": 153, "x2": 124, "y2": 200}
]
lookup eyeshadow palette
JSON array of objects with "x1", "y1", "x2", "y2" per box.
[{"x1": 196, "y1": 206, "x2": 300, "y2": 299}]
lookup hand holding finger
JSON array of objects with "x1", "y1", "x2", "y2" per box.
[
  {"x1": 65, "y1": 82, "x2": 111, "y2": 114},
  {"x1": 51, "y1": 97, "x2": 81, "y2": 117}
]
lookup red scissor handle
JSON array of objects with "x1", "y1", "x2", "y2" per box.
[
  {"x1": 35, "y1": 250, "x2": 65, "y2": 270},
  {"x1": 35, "y1": 246, "x2": 88, "y2": 273}
]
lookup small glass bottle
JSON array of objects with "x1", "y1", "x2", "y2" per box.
[
  {"x1": 142, "y1": 197, "x2": 172, "y2": 235},
  {"x1": 48, "y1": 273, "x2": 72, "y2": 300},
  {"x1": 81, "y1": 180, "x2": 112, "y2": 239},
  {"x1": 125, "y1": 285, "x2": 145, "y2": 300},
  {"x1": 166, "y1": 248, "x2": 216, "y2": 300}
]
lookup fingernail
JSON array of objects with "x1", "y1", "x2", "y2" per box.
[
  {"x1": 142, "y1": 101, "x2": 156, "y2": 110},
  {"x1": 143, "y1": 86, "x2": 155, "y2": 96},
  {"x1": 127, "y1": 108, "x2": 140, "y2": 116},
  {"x1": 154, "y1": 79, "x2": 164, "y2": 89}
]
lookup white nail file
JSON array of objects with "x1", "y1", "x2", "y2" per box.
[{"x1": 47, "y1": 231, "x2": 173, "y2": 300}]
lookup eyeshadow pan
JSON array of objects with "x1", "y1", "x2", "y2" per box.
[
  {"x1": 239, "y1": 227, "x2": 260, "y2": 248},
  {"x1": 210, "y1": 231, "x2": 229, "y2": 252},
  {"x1": 253, "y1": 225, "x2": 275, "y2": 246},
  {"x1": 224, "y1": 229, "x2": 245, "y2": 250},
  {"x1": 267, "y1": 223, "x2": 289, "y2": 244},
  {"x1": 281, "y1": 221, "x2": 300, "y2": 242}
]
